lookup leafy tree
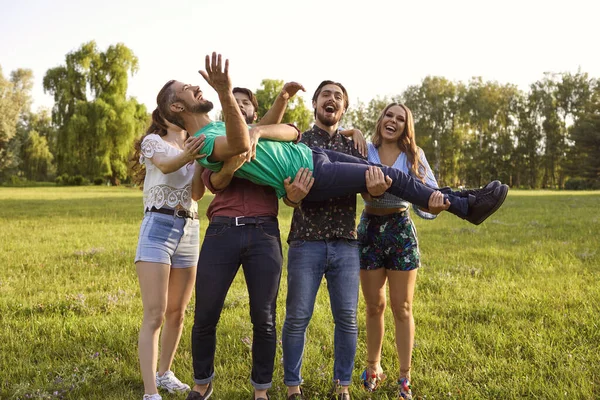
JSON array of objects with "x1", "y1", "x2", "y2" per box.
[
  {"x1": 13, "y1": 108, "x2": 57, "y2": 181},
  {"x1": 0, "y1": 66, "x2": 33, "y2": 180},
  {"x1": 402, "y1": 77, "x2": 463, "y2": 187},
  {"x1": 255, "y1": 79, "x2": 312, "y2": 131},
  {"x1": 43, "y1": 41, "x2": 147, "y2": 184},
  {"x1": 21, "y1": 131, "x2": 54, "y2": 181},
  {"x1": 568, "y1": 81, "x2": 600, "y2": 186}
]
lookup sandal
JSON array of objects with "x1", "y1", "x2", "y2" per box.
[
  {"x1": 361, "y1": 366, "x2": 386, "y2": 392},
  {"x1": 397, "y1": 377, "x2": 413, "y2": 400}
]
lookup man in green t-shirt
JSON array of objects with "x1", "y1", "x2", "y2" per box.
[{"x1": 153, "y1": 52, "x2": 508, "y2": 226}]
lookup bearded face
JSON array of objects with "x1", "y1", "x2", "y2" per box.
[{"x1": 313, "y1": 84, "x2": 346, "y2": 127}]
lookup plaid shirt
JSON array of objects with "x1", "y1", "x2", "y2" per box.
[{"x1": 287, "y1": 125, "x2": 366, "y2": 242}]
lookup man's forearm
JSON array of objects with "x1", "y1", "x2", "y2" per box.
[
  {"x1": 253, "y1": 124, "x2": 299, "y2": 142},
  {"x1": 258, "y1": 92, "x2": 288, "y2": 125},
  {"x1": 209, "y1": 166, "x2": 236, "y2": 190},
  {"x1": 219, "y1": 90, "x2": 251, "y2": 153}
]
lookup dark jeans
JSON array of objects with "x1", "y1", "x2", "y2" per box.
[
  {"x1": 307, "y1": 148, "x2": 469, "y2": 217},
  {"x1": 191, "y1": 219, "x2": 283, "y2": 390}
]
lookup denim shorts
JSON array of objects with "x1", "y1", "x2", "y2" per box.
[
  {"x1": 357, "y1": 210, "x2": 420, "y2": 271},
  {"x1": 135, "y1": 212, "x2": 200, "y2": 268}
]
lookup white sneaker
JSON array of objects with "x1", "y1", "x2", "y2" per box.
[
  {"x1": 143, "y1": 394, "x2": 162, "y2": 400},
  {"x1": 156, "y1": 370, "x2": 191, "y2": 393}
]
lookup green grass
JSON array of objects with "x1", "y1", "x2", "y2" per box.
[{"x1": 1, "y1": 187, "x2": 599, "y2": 399}]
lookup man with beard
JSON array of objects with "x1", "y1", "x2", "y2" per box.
[
  {"x1": 187, "y1": 83, "x2": 313, "y2": 400},
  {"x1": 281, "y1": 80, "x2": 366, "y2": 400}
]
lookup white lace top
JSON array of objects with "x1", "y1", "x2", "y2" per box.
[{"x1": 140, "y1": 134, "x2": 198, "y2": 213}]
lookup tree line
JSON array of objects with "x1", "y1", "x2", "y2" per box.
[{"x1": 1, "y1": 41, "x2": 598, "y2": 189}]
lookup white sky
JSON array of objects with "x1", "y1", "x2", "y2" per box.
[{"x1": 2, "y1": 0, "x2": 599, "y2": 118}]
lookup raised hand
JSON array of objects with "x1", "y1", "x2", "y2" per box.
[
  {"x1": 281, "y1": 81, "x2": 306, "y2": 100},
  {"x1": 198, "y1": 52, "x2": 231, "y2": 94}
]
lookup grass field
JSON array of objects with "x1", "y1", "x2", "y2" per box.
[{"x1": 1, "y1": 187, "x2": 599, "y2": 399}]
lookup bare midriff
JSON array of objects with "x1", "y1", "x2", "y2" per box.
[{"x1": 364, "y1": 206, "x2": 408, "y2": 216}]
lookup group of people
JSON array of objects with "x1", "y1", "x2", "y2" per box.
[{"x1": 131, "y1": 53, "x2": 509, "y2": 400}]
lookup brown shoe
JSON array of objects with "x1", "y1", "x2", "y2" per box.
[{"x1": 287, "y1": 388, "x2": 304, "y2": 399}]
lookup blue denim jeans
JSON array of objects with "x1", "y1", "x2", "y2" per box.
[
  {"x1": 191, "y1": 219, "x2": 282, "y2": 390},
  {"x1": 282, "y1": 239, "x2": 360, "y2": 387},
  {"x1": 307, "y1": 148, "x2": 469, "y2": 217}
]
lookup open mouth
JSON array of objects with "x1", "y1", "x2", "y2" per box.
[
  {"x1": 324, "y1": 104, "x2": 336, "y2": 113},
  {"x1": 385, "y1": 125, "x2": 396, "y2": 133}
]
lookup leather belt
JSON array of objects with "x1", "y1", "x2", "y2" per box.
[
  {"x1": 210, "y1": 216, "x2": 277, "y2": 227},
  {"x1": 148, "y1": 207, "x2": 198, "y2": 220}
]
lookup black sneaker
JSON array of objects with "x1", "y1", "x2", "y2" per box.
[
  {"x1": 465, "y1": 184, "x2": 508, "y2": 225},
  {"x1": 186, "y1": 382, "x2": 213, "y2": 400},
  {"x1": 460, "y1": 180, "x2": 501, "y2": 197}
]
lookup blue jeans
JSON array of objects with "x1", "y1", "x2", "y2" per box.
[
  {"x1": 191, "y1": 219, "x2": 282, "y2": 390},
  {"x1": 307, "y1": 148, "x2": 469, "y2": 217},
  {"x1": 282, "y1": 239, "x2": 360, "y2": 387}
]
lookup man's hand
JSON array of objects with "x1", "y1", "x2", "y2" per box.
[
  {"x1": 365, "y1": 166, "x2": 392, "y2": 197},
  {"x1": 280, "y1": 82, "x2": 306, "y2": 100},
  {"x1": 340, "y1": 128, "x2": 367, "y2": 157},
  {"x1": 198, "y1": 52, "x2": 231, "y2": 94},
  {"x1": 183, "y1": 135, "x2": 207, "y2": 162},
  {"x1": 246, "y1": 126, "x2": 262, "y2": 162},
  {"x1": 283, "y1": 168, "x2": 314, "y2": 206},
  {"x1": 426, "y1": 191, "x2": 451, "y2": 215}
]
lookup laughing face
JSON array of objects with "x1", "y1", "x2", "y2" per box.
[
  {"x1": 379, "y1": 105, "x2": 407, "y2": 142},
  {"x1": 313, "y1": 84, "x2": 346, "y2": 127},
  {"x1": 173, "y1": 81, "x2": 214, "y2": 114},
  {"x1": 234, "y1": 91, "x2": 257, "y2": 124}
]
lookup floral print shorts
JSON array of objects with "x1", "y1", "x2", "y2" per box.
[{"x1": 357, "y1": 210, "x2": 420, "y2": 271}]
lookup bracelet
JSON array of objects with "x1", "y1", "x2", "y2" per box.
[{"x1": 284, "y1": 195, "x2": 301, "y2": 206}]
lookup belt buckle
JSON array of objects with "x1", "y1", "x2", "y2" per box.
[
  {"x1": 235, "y1": 216, "x2": 245, "y2": 226},
  {"x1": 174, "y1": 209, "x2": 187, "y2": 218}
]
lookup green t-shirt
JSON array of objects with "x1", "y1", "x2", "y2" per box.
[{"x1": 194, "y1": 121, "x2": 314, "y2": 198}]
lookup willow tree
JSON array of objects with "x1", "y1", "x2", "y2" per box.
[{"x1": 43, "y1": 41, "x2": 147, "y2": 184}]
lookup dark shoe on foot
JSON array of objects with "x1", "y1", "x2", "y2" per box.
[
  {"x1": 459, "y1": 180, "x2": 501, "y2": 197},
  {"x1": 287, "y1": 389, "x2": 304, "y2": 400},
  {"x1": 466, "y1": 184, "x2": 509, "y2": 225},
  {"x1": 186, "y1": 382, "x2": 213, "y2": 400}
]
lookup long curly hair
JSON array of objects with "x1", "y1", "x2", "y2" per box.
[
  {"x1": 372, "y1": 103, "x2": 426, "y2": 182},
  {"x1": 130, "y1": 80, "x2": 181, "y2": 188}
]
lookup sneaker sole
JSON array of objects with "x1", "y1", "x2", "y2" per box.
[
  {"x1": 472, "y1": 184, "x2": 508, "y2": 225},
  {"x1": 157, "y1": 384, "x2": 191, "y2": 394}
]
